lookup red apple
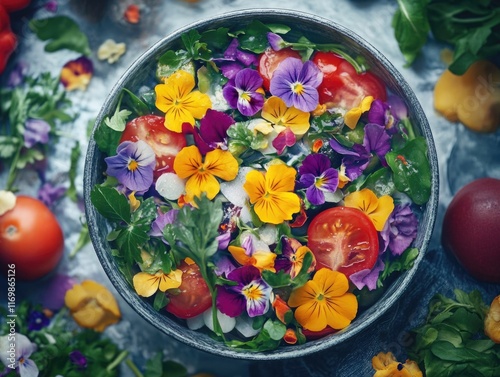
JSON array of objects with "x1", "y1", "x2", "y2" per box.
[{"x1": 442, "y1": 177, "x2": 500, "y2": 283}]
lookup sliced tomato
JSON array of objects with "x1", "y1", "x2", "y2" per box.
[
  {"x1": 165, "y1": 261, "x2": 212, "y2": 319},
  {"x1": 312, "y1": 51, "x2": 387, "y2": 109},
  {"x1": 258, "y1": 47, "x2": 302, "y2": 91},
  {"x1": 120, "y1": 115, "x2": 186, "y2": 179},
  {"x1": 307, "y1": 206, "x2": 379, "y2": 277}
]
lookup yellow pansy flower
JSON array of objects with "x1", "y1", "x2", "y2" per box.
[
  {"x1": 261, "y1": 96, "x2": 310, "y2": 136},
  {"x1": 344, "y1": 188, "x2": 394, "y2": 231},
  {"x1": 155, "y1": 70, "x2": 212, "y2": 132},
  {"x1": 344, "y1": 96, "x2": 374, "y2": 129},
  {"x1": 243, "y1": 164, "x2": 301, "y2": 224},
  {"x1": 288, "y1": 268, "x2": 358, "y2": 332},
  {"x1": 174, "y1": 145, "x2": 238, "y2": 200},
  {"x1": 132, "y1": 269, "x2": 183, "y2": 297},
  {"x1": 372, "y1": 352, "x2": 423, "y2": 377}
]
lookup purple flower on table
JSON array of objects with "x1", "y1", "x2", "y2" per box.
[
  {"x1": 27, "y1": 310, "x2": 51, "y2": 331},
  {"x1": 363, "y1": 123, "x2": 391, "y2": 165},
  {"x1": 270, "y1": 57, "x2": 323, "y2": 112},
  {"x1": 44, "y1": 0, "x2": 58, "y2": 12},
  {"x1": 0, "y1": 333, "x2": 38, "y2": 377},
  {"x1": 381, "y1": 203, "x2": 418, "y2": 256},
  {"x1": 7, "y1": 61, "x2": 28, "y2": 88},
  {"x1": 69, "y1": 350, "x2": 87, "y2": 369},
  {"x1": 216, "y1": 265, "x2": 272, "y2": 318},
  {"x1": 329, "y1": 138, "x2": 371, "y2": 181},
  {"x1": 349, "y1": 258, "x2": 385, "y2": 291},
  {"x1": 267, "y1": 32, "x2": 287, "y2": 51},
  {"x1": 223, "y1": 68, "x2": 264, "y2": 116},
  {"x1": 24, "y1": 119, "x2": 50, "y2": 148},
  {"x1": 38, "y1": 182, "x2": 66, "y2": 208},
  {"x1": 298, "y1": 154, "x2": 339, "y2": 205},
  {"x1": 215, "y1": 38, "x2": 259, "y2": 80},
  {"x1": 184, "y1": 109, "x2": 235, "y2": 155},
  {"x1": 105, "y1": 140, "x2": 156, "y2": 192},
  {"x1": 149, "y1": 209, "x2": 179, "y2": 238}
]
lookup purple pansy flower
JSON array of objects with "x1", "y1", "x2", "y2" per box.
[
  {"x1": 27, "y1": 310, "x2": 51, "y2": 331},
  {"x1": 329, "y1": 138, "x2": 371, "y2": 181},
  {"x1": 41, "y1": 274, "x2": 76, "y2": 310},
  {"x1": 7, "y1": 61, "x2": 28, "y2": 88},
  {"x1": 105, "y1": 140, "x2": 156, "y2": 192},
  {"x1": 298, "y1": 154, "x2": 339, "y2": 205},
  {"x1": 267, "y1": 32, "x2": 286, "y2": 51},
  {"x1": 24, "y1": 119, "x2": 51, "y2": 148},
  {"x1": 223, "y1": 68, "x2": 264, "y2": 116},
  {"x1": 363, "y1": 123, "x2": 391, "y2": 165},
  {"x1": 0, "y1": 333, "x2": 38, "y2": 377},
  {"x1": 216, "y1": 265, "x2": 272, "y2": 318},
  {"x1": 184, "y1": 109, "x2": 235, "y2": 155},
  {"x1": 388, "y1": 95, "x2": 408, "y2": 120},
  {"x1": 214, "y1": 254, "x2": 237, "y2": 277},
  {"x1": 368, "y1": 96, "x2": 408, "y2": 134},
  {"x1": 150, "y1": 209, "x2": 179, "y2": 238},
  {"x1": 349, "y1": 258, "x2": 385, "y2": 291},
  {"x1": 38, "y1": 183, "x2": 66, "y2": 208},
  {"x1": 215, "y1": 39, "x2": 259, "y2": 80},
  {"x1": 69, "y1": 350, "x2": 87, "y2": 369},
  {"x1": 270, "y1": 57, "x2": 323, "y2": 112},
  {"x1": 381, "y1": 203, "x2": 418, "y2": 256}
]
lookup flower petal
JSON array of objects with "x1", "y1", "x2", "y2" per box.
[
  {"x1": 216, "y1": 285, "x2": 246, "y2": 318},
  {"x1": 174, "y1": 145, "x2": 203, "y2": 179},
  {"x1": 133, "y1": 272, "x2": 160, "y2": 297},
  {"x1": 203, "y1": 148, "x2": 239, "y2": 181},
  {"x1": 185, "y1": 171, "x2": 220, "y2": 199},
  {"x1": 158, "y1": 269, "x2": 183, "y2": 292},
  {"x1": 266, "y1": 164, "x2": 297, "y2": 193},
  {"x1": 243, "y1": 169, "x2": 267, "y2": 204}
]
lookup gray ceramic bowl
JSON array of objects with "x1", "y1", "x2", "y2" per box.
[{"x1": 84, "y1": 9, "x2": 439, "y2": 360}]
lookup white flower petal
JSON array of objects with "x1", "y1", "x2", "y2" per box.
[
  {"x1": 186, "y1": 312, "x2": 205, "y2": 330},
  {"x1": 235, "y1": 315, "x2": 260, "y2": 338},
  {"x1": 155, "y1": 172, "x2": 186, "y2": 200},
  {"x1": 203, "y1": 308, "x2": 235, "y2": 334},
  {"x1": 19, "y1": 358, "x2": 39, "y2": 377}
]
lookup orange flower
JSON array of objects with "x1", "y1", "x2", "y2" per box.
[
  {"x1": 227, "y1": 245, "x2": 276, "y2": 272},
  {"x1": 133, "y1": 269, "x2": 183, "y2": 297},
  {"x1": 60, "y1": 56, "x2": 93, "y2": 91},
  {"x1": 344, "y1": 188, "x2": 394, "y2": 231},
  {"x1": 372, "y1": 352, "x2": 423, "y2": 377},
  {"x1": 283, "y1": 328, "x2": 298, "y2": 344},
  {"x1": 272, "y1": 294, "x2": 292, "y2": 324},
  {"x1": 344, "y1": 96, "x2": 373, "y2": 129}
]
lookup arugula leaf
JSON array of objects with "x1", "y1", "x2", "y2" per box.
[
  {"x1": 94, "y1": 120, "x2": 122, "y2": 156},
  {"x1": 391, "y1": 0, "x2": 431, "y2": 66},
  {"x1": 29, "y1": 16, "x2": 91, "y2": 55}
]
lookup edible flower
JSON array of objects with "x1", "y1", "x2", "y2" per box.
[
  {"x1": 37, "y1": 182, "x2": 66, "y2": 208},
  {"x1": 298, "y1": 153, "x2": 339, "y2": 205},
  {"x1": 329, "y1": 138, "x2": 371, "y2": 181},
  {"x1": 344, "y1": 96, "x2": 374, "y2": 129},
  {"x1": 275, "y1": 237, "x2": 316, "y2": 279},
  {"x1": 216, "y1": 38, "x2": 259, "y2": 80},
  {"x1": 124, "y1": 4, "x2": 140, "y2": 24},
  {"x1": 186, "y1": 109, "x2": 235, "y2": 154},
  {"x1": 243, "y1": 164, "x2": 301, "y2": 224},
  {"x1": 60, "y1": 56, "x2": 93, "y2": 91},
  {"x1": 288, "y1": 268, "x2": 358, "y2": 331},
  {"x1": 368, "y1": 99, "x2": 399, "y2": 132},
  {"x1": 344, "y1": 188, "x2": 394, "y2": 231},
  {"x1": 228, "y1": 234, "x2": 276, "y2": 272},
  {"x1": 349, "y1": 259, "x2": 385, "y2": 291},
  {"x1": 149, "y1": 209, "x2": 179, "y2": 238},
  {"x1": 272, "y1": 294, "x2": 293, "y2": 324},
  {"x1": 27, "y1": 310, "x2": 51, "y2": 331},
  {"x1": 105, "y1": 140, "x2": 156, "y2": 192},
  {"x1": 217, "y1": 265, "x2": 272, "y2": 318},
  {"x1": 270, "y1": 57, "x2": 323, "y2": 113},
  {"x1": 283, "y1": 328, "x2": 298, "y2": 345},
  {"x1": 222, "y1": 68, "x2": 265, "y2": 116},
  {"x1": 97, "y1": 39, "x2": 126, "y2": 64},
  {"x1": 173, "y1": 145, "x2": 239, "y2": 200},
  {"x1": 133, "y1": 269, "x2": 183, "y2": 297},
  {"x1": 485, "y1": 294, "x2": 500, "y2": 344},
  {"x1": 0, "y1": 190, "x2": 16, "y2": 216},
  {"x1": 24, "y1": 118, "x2": 50, "y2": 148},
  {"x1": 64, "y1": 280, "x2": 121, "y2": 332},
  {"x1": 69, "y1": 350, "x2": 88, "y2": 370},
  {"x1": 267, "y1": 32, "x2": 287, "y2": 51},
  {"x1": 363, "y1": 123, "x2": 391, "y2": 165},
  {"x1": 155, "y1": 70, "x2": 212, "y2": 132},
  {"x1": 372, "y1": 352, "x2": 423, "y2": 377},
  {"x1": 0, "y1": 333, "x2": 39, "y2": 377},
  {"x1": 381, "y1": 203, "x2": 418, "y2": 256}
]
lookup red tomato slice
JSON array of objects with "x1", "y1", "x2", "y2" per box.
[
  {"x1": 165, "y1": 261, "x2": 212, "y2": 319},
  {"x1": 312, "y1": 51, "x2": 387, "y2": 109},
  {"x1": 258, "y1": 47, "x2": 302, "y2": 91},
  {"x1": 307, "y1": 206, "x2": 379, "y2": 277},
  {"x1": 120, "y1": 115, "x2": 186, "y2": 179}
]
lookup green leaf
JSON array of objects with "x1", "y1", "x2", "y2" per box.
[
  {"x1": 0, "y1": 136, "x2": 20, "y2": 159},
  {"x1": 29, "y1": 16, "x2": 91, "y2": 55},
  {"x1": 378, "y1": 247, "x2": 419, "y2": 287},
  {"x1": 145, "y1": 353, "x2": 164, "y2": 377},
  {"x1": 181, "y1": 29, "x2": 211, "y2": 61},
  {"x1": 262, "y1": 269, "x2": 292, "y2": 288},
  {"x1": 153, "y1": 291, "x2": 169, "y2": 312},
  {"x1": 236, "y1": 21, "x2": 271, "y2": 53},
  {"x1": 94, "y1": 121, "x2": 122, "y2": 156},
  {"x1": 263, "y1": 319, "x2": 287, "y2": 341},
  {"x1": 122, "y1": 88, "x2": 151, "y2": 116},
  {"x1": 227, "y1": 122, "x2": 268, "y2": 156},
  {"x1": 392, "y1": 0, "x2": 431, "y2": 65},
  {"x1": 157, "y1": 50, "x2": 192, "y2": 80},
  {"x1": 67, "y1": 142, "x2": 80, "y2": 202},
  {"x1": 104, "y1": 107, "x2": 132, "y2": 132},
  {"x1": 200, "y1": 27, "x2": 231, "y2": 51},
  {"x1": 385, "y1": 137, "x2": 431, "y2": 205},
  {"x1": 431, "y1": 341, "x2": 482, "y2": 362},
  {"x1": 115, "y1": 224, "x2": 149, "y2": 265},
  {"x1": 90, "y1": 185, "x2": 131, "y2": 223}
]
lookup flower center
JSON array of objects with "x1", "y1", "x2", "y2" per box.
[
  {"x1": 315, "y1": 176, "x2": 325, "y2": 189},
  {"x1": 240, "y1": 91, "x2": 251, "y2": 102},
  {"x1": 292, "y1": 82, "x2": 304, "y2": 95},
  {"x1": 317, "y1": 293, "x2": 324, "y2": 301},
  {"x1": 128, "y1": 160, "x2": 139, "y2": 171},
  {"x1": 242, "y1": 282, "x2": 263, "y2": 301}
]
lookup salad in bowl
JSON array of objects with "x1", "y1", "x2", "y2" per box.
[{"x1": 84, "y1": 9, "x2": 438, "y2": 358}]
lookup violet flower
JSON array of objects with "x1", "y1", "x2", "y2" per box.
[
  {"x1": 149, "y1": 209, "x2": 179, "y2": 238},
  {"x1": 270, "y1": 57, "x2": 323, "y2": 112},
  {"x1": 38, "y1": 182, "x2": 66, "y2": 208},
  {"x1": 381, "y1": 203, "x2": 418, "y2": 256},
  {"x1": 349, "y1": 258, "x2": 385, "y2": 291},
  {"x1": 105, "y1": 140, "x2": 156, "y2": 192},
  {"x1": 215, "y1": 38, "x2": 259, "y2": 80},
  {"x1": 363, "y1": 123, "x2": 391, "y2": 165},
  {"x1": 24, "y1": 119, "x2": 50, "y2": 148},
  {"x1": 69, "y1": 350, "x2": 87, "y2": 369},
  {"x1": 298, "y1": 154, "x2": 339, "y2": 205},
  {"x1": 216, "y1": 265, "x2": 272, "y2": 318},
  {"x1": 267, "y1": 32, "x2": 286, "y2": 51},
  {"x1": 368, "y1": 96, "x2": 408, "y2": 134},
  {"x1": 223, "y1": 68, "x2": 264, "y2": 116},
  {"x1": 41, "y1": 274, "x2": 76, "y2": 310},
  {"x1": 388, "y1": 95, "x2": 408, "y2": 120},
  {"x1": 27, "y1": 310, "x2": 51, "y2": 331},
  {"x1": 7, "y1": 61, "x2": 28, "y2": 88},
  {"x1": 185, "y1": 109, "x2": 235, "y2": 155},
  {"x1": 275, "y1": 237, "x2": 316, "y2": 279},
  {"x1": 214, "y1": 254, "x2": 237, "y2": 277},
  {"x1": 0, "y1": 333, "x2": 38, "y2": 377},
  {"x1": 329, "y1": 138, "x2": 371, "y2": 181}
]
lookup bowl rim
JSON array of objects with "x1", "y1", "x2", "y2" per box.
[{"x1": 83, "y1": 7, "x2": 439, "y2": 360}]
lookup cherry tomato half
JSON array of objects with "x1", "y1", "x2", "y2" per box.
[
  {"x1": 165, "y1": 261, "x2": 212, "y2": 319},
  {"x1": 120, "y1": 115, "x2": 187, "y2": 179},
  {"x1": 258, "y1": 47, "x2": 302, "y2": 91},
  {"x1": 0, "y1": 196, "x2": 64, "y2": 281},
  {"x1": 307, "y1": 206, "x2": 379, "y2": 278},
  {"x1": 312, "y1": 51, "x2": 387, "y2": 109}
]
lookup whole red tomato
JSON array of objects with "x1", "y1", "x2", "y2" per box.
[
  {"x1": 312, "y1": 51, "x2": 387, "y2": 109},
  {"x1": 0, "y1": 195, "x2": 64, "y2": 280},
  {"x1": 442, "y1": 177, "x2": 500, "y2": 283}
]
